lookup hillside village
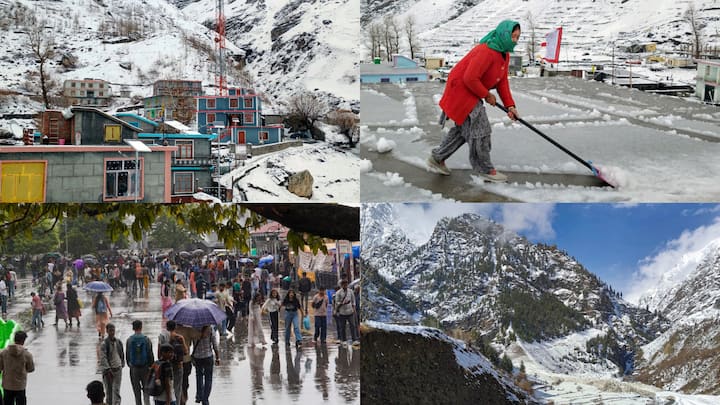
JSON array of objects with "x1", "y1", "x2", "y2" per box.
[{"x1": 0, "y1": 0, "x2": 361, "y2": 203}]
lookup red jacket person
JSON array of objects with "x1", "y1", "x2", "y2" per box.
[{"x1": 428, "y1": 19, "x2": 521, "y2": 182}]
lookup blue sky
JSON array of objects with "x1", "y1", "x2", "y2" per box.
[{"x1": 394, "y1": 203, "x2": 720, "y2": 302}]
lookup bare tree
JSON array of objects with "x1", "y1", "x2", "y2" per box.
[
  {"x1": 404, "y1": 16, "x2": 419, "y2": 60},
  {"x1": 382, "y1": 16, "x2": 401, "y2": 62},
  {"x1": 327, "y1": 110, "x2": 359, "y2": 147},
  {"x1": 369, "y1": 23, "x2": 384, "y2": 59},
  {"x1": 286, "y1": 91, "x2": 327, "y2": 133},
  {"x1": 524, "y1": 12, "x2": 538, "y2": 64},
  {"x1": 684, "y1": 2, "x2": 703, "y2": 59},
  {"x1": 26, "y1": 19, "x2": 56, "y2": 109}
]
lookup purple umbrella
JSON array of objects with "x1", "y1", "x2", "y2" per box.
[
  {"x1": 165, "y1": 298, "x2": 227, "y2": 329},
  {"x1": 83, "y1": 281, "x2": 113, "y2": 293},
  {"x1": 73, "y1": 259, "x2": 84, "y2": 271}
]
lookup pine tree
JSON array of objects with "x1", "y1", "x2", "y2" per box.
[{"x1": 500, "y1": 353, "x2": 514, "y2": 374}]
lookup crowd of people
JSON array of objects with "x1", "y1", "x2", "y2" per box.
[{"x1": 0, "y1": 251, "x2": 361, "y2": 405}]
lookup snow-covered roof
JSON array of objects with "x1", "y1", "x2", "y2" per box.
[
  {"x1": 164, "y1": 120, "x2": 191, "y2": 132},
  {"x1": 360, "y1": 63, "x2": 428, "y2": 76}
]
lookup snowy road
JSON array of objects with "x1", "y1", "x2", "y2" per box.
[{"x1": 361, "y1": 78, "x2": 720, "y2": 202}]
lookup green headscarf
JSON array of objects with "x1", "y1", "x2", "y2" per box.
[{"x1": 478, "y1": 20, "x2": 520, "y2": 53}]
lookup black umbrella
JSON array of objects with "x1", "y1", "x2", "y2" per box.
[
  {"x1": 178, "y1": 251, "x2": 191, "y2": 259},
  {"x1": 192, "y1": 249, "x2": 205, "y2": 257}
]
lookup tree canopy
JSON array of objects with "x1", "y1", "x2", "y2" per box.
[{"x1": 0, "y1": 204, "x2": 359, "y2": 254}]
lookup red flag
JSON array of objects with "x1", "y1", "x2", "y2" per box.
[{"x1": 543, "y1": 27, "x2": 562, "y2": 63}]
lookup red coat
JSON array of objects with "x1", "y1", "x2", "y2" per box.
[{"x1": 439, "y1": 43, "x2": 516, "y2": 125}]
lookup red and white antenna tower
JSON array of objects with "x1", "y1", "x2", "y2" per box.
[{"x1": 214, "y1": 0, "x2": 227, "y2": 96}]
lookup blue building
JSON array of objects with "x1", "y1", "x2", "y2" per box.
[
  {"x1": 196, "y1": 88, "x2": 283, "y2": 145},
  {"x1": 136, "y1": 132, "x2": 217, "y2": 202},
  {"x1": 360, "y1": 55, "x2": 429, "y2": 84}
]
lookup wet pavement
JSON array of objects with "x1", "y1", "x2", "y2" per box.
[{"x1": 8, "y1": 280, "x2": 359, "y2": 404}]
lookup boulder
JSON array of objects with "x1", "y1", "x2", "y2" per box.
[{"x1": 287, "y1": 170, "x2": 313, "y2": 198}]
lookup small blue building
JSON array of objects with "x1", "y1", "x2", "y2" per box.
[
  {"x1": 115, "y1": 112, "x2": 160, "y2": 133},
  {"x1": 136, "y1": 132, "x2": 217, "y2": 202},
  {"x1": 196, "y1": 88, "x2": 283, "y2": 145},
  {"x1": 360, "y1": 55, "x2": 429, "y2": 84}
]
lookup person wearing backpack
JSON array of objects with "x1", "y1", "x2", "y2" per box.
[
  {"x1": 158, "y1": 320, "x2": 187, "y2": 405},
  {"x1": 149, "y1": 344, "x2": 176, "y2": 405},
  {"x1": 312, "y1": 287, "x2": 329, "y2": 344},
  {"x1": 99, "y1": 323, "x2": 124, "y2": 405},
  {"x1": 93, "y1": 292, "x2": 112, "y2": 340},
  {"x1": 126, "y1": 320, "x2": 154, "y2": 405}
]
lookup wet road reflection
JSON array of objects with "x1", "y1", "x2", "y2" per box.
[{"x1": 20, "y1": 283, "x2": 359, "y2": 404}]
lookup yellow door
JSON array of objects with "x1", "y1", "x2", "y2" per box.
[{"x1": 0, "y1": 162, "x2": 46, "y2": 202}]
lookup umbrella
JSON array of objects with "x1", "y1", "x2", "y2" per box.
[
  {"x1": 82, "y1": 254, "x2": 97, "y2": 260},
  {"x1": 129, "y1": 255, "x2": 140, "y2": 261},
  {"x1": 258, "y1": 255, "x2": 274, "y2": 266},
  {"x1": 178, "y1": 251, "x2": 191, "y2": 259},
  {"x1": 192, "y1": 249, "x2": 205, "y2": 257},
  {"x1": 156, "y1": 253, "x2": 168, "y2": 260},
  {"x1": 83, "y1": 281, "x2": 113, "y2": 293},
  {"x1": 85, "y1": 257, "x2": 98, "y2": 266},
  {"x1": 73, "y1": 259, "x2": 84, "y2": 270},
  {"x1": 238, "y1": 258, "x2": 253, "y2": 264},
  {"x1": 165, "y1": 298, "x2": 227, "y2": 329},
  {"x1": 45, "y1": 252, "x2": 62, "y2": 259}
]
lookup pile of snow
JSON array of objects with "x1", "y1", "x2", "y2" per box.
[
  {"x1": 218, "y1": 142, "x2": 360, "y2": 202},
  {"x1": 376, "y1": 137, "x2": 396, "y2": 153}
]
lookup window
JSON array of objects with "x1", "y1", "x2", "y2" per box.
[
  {"x1": 380, "y1": 78, "x2": 390, "y2": 83},
  {"x1": 99, "y1": 83, "x2": 104, "y2": 89},
  {"x1": 0, "y1": 161, "x2": 46, "y2": 202},
  {"x1": 174, "y1": 172, "x2": 194, "y2": 194},
  {"x1": 176, "y1": 140, "x2": 194, "y2": 160},
  {"x1": 206, "y1": 113, "x2": 216, "y2": 125},
  {"x1": 71, "y1": 82, "x2": 76, "y2": 88},
  {"x1": 104, "y1": 125, "x2": 121, "y2": 142},
  {"x1": 243, "y1": 112, "x2": 254, "y2": 125},
  {"x1": 88, "y1": 83, "x2": 94, "y2": 88},
  {"x1": 244, "y1": 98, "x2": 253, "y2": 108},
  {"x1": 259, "y1": 131, "x2": 269, "y2": 142},
  {"x1": 99, "y1": 91, "x2": 104, "y2": 97},
  {"x1": 406, "y1": 77, "x2": 419, "y2": 82},
  {"x1": 70, "y1": 90, "x2": 76, "y2": 96},
  {"x1": 207, "y1": 98, "x2": 216, "y2": 109},
  {"x1": 81, "y1": 82, "x2": 85, "y2": 88},
  {"x1": 229, "y1": 98, "x2": 239, "y2": 108},
  {"x1": 104, "y1": 158, "x2": 142, "y2": 201}
]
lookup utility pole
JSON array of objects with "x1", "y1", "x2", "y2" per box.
[{"x1": 612, "y1": 41, "x2": 615, "y2": 85}]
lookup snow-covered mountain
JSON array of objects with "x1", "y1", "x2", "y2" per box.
[
  {"x1": 637, "y1": 239, "x2": 720, "y2": 394},
  {"x1": 361, "y1": 0, "x2": 720, "y2": 62},
  {"x1": 361, "y1": 203, "x2": 667, "y2": 377},
  {"x1": 0, "y1": 0, "x2": 358, "y2": 116}
]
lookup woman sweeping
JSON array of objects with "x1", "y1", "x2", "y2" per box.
[{"x1": 427, "y1": 19, "x2": 522, "y2": 182}]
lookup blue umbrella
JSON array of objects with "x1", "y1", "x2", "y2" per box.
[
  {"x1": 238, "y1": 258, "x2": 253, "y2": 264},
  {"x1": 165, "y1": 298, "x2": 227, "y2": 329},
  {"x1": 258, "y1": 255, "x2": 273, "y2": 265},
  {"x1": 83, "y1": 281, "x2": 113, "y2": 292}
]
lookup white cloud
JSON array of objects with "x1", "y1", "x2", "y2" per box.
[
  {"x1": 499, "y1": 204, "x2": 556, "y2": 240},
  {"x1": 392, "y1": 203, "x2": 556, "y2": 245},
  {"x1": 625, "y1": 216, "x2": 720, "y2": 306},
  {"x1": 681, "y1": 204, "x2": 720, "y2": 216}
]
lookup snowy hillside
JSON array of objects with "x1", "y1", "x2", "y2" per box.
[
  {"x1": 173, "y1": 0, "x2": 360, "y2": 110},
  {"x1": 361, "y1": 0, "x2": 720, "y2": 63},
  {"x1": 361, "y1": 203, "x2": 666, "y2": 376},
  {"x1": 362, "y1": 321, "x2": 532, "y2": 404},
  {"x1": 0, "y1": 0, "x2": 358, "y2": 115},
  {"x1": 636, "y1": 239, "x2": 720, "y2": 394}
]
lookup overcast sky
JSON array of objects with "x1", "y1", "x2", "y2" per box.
[{"x1": 391, "y1": 203, "x2": 720, "y2": 303}]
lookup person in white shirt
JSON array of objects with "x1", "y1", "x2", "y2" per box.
[{"x1": 0, "y1": 279, "x2": 8, "y2": 317}]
